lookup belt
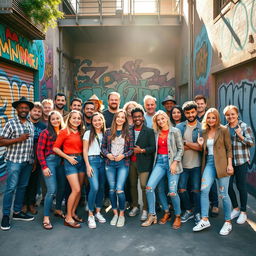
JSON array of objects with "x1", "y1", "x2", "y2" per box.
[{"x1": 69, "y1": 153, "x2": 82, "y2": 156}]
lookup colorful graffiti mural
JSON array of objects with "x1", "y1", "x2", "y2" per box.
[
  {"x1": 193, "y1": 25, "x2": 212, "y2": 96},
  {"x1": 39, "y1": 43, "x2": 53, "y2": 99},
  {"x1": 73, "y1": 59, "x2": 175, "y2": 109}
]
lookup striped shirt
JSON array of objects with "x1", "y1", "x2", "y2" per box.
[
  {"x1": 0, "y1": 117, "x2": 34, "y2": 163},
  {"x1": 226, "y1": 120, "x2": 254, "y2": 166}
]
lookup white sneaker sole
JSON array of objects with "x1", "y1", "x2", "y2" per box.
[
  {"x1": 181, "y1": 215, "x2": 194, "y2": 223},
  {"x1": 1, "y1": 226, "x2": 10, "y2": 230},
  {"x1": 95, "y1": 217, "x2": 106, "y2": 223},
  {"x1": 193, "y1": 223, "x2": 211, "y2": 232},
  {"x1": 12, "y1": 217, "x2": 34, "y2": 221}
]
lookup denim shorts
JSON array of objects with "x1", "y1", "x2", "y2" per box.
[{"x1": 63, "y1": 155, "x2": 85, "y2": 176}]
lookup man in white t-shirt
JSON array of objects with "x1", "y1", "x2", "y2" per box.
[{"x1": 176, "y1": 101, "x2": 202, "y2": 225}]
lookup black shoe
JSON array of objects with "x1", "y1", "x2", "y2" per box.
[
  {"x1": 1, "y1": 215, "x2": 10, "y2": 230},
  {"x1": 13, "y1": 211, "x2": 35, "y2": 221}
]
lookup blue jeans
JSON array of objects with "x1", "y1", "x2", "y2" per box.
[
  {"x1": 105, "y1": 160, "x2": 129, "y2": 211},
  {"x1": 179, "y1": 167, "x2": 201, "y2": 214},
  {"x1": 2, "y1": 161, "x2": 32, "y2": 216},
  {"x1": 43, "y1": 154, "x2": 66, "y2": 216},
  {"x1": 146, "y1": 154, "x2": 181, "y2": 215},
  {"x1": 201, "y1": 155, "x2": 231, "y2": 220},
  {"x1": 64, "y1": 155, "x2": 85, "y2": 176},
  {"x1": 88, "y1": 156, "x2": 106, "y2": 212}
]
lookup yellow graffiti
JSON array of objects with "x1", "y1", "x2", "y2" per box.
[
  {"x1": 0, "y1": 75, "x2": 34, "y2": 128},
  {"x1": 0, "y1": 38, "x2": 38, "y2": 69},
  {"x1": 195, "y1": 42, "x2": 208, "y2": 79}
]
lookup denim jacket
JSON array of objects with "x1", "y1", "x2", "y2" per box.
[
  {"x1": 176, "y1": 121, "x2": 202, "y2": 142},
  {"x1": 153, "y1": 126, "x2": 184, "y2": 174}
]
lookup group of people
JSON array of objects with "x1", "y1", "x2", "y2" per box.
[{"x1": 0, "y1": 92, "x2": 254, "y2": 237}]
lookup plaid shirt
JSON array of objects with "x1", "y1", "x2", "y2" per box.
[
  {"x1": 101, "y1": 128, "x2": 134, "y2": 166},
  {"x1": 0, "y1": 116, "x2": 34, "y2": 163},
  {"x1": 37, "y1": 129, "x2": 56, "y2": 170},
  {"x1": 226, "y1": 120, "x2": 254, "y2": 166}
]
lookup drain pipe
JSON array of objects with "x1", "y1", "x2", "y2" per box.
[{"x1": 59, "y1": 27, "x2": 63, "y2": 93}]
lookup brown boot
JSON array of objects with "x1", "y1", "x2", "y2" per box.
[
  {"x1": 141, "y1": 214, "x2": 157, "y2": 227},
  {"x1": 28, "y1": 204, "x2": 38, "y2": 215},
  {"x1": 158, "y1": 212, "x2": 171, "y2": 224},
  {"x1": 172, "y1": 216, "x2": 181, "y2": 229},
  {"x1": 21, "y1": 205, "x2": 27, "y2": 213}
]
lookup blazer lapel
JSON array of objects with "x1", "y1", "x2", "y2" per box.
[
  {"x1": 136, "y1": 125, "x2": 146, "y2": 144},
  {"x1": 214, "y1": 127, "x2": 221, "y2": 145}
]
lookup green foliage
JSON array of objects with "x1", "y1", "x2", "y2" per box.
[{"x1": 20, "y1": 0, "x2": 64, "y2": 31}]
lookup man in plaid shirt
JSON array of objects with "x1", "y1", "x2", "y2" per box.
[{"x1": 0, "y1": 97, "x2": 35, "y2": 231}]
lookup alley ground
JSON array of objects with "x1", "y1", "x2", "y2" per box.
[{"x1": 0, "y1": 193, "x2": 255, "y2": 256}]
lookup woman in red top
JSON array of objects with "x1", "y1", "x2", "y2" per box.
[
  {"x1": 142, "y1": 110, "x2": 184, "y2": 229},
  {"x1": 53, "y1": 110, "x2": 85, "y2": 228},
  {"x1": 37, "y1": 111, "x2": 66, "y2": 229}
]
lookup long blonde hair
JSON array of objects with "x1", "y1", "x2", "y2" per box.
[
  {"x1": 202, "y1": 108, "x2": 221, "y2": 130},
  {"x1": 152, "y1": 110, "x2": 171, "y2": 132}
]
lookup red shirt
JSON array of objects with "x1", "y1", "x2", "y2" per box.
[
  {"x1": 131, "y1": 128, "x2": 142, "y2": 162},
  {"x1": 54, "y1": 128, "x2": 83, "y2": 154},
  {"x1": 37, "y1": 129, "x2": 56, "y2": 170},
  {"x1": 157, "y1": 130, "x2": 169, "y2": 154}
]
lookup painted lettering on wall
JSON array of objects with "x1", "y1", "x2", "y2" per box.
[
  {"x1": 73, "y1": 59, "x2": 175, "y2": 109},
  {"x1": 218, "y1": 80, "x2": 256, "y2": 173},
  {"x1": 194, "y1": 25, "x2": 212, "y2": 87}
]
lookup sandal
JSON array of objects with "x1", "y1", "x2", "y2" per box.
[
  {"x1": 73, "y1": 215, "x2": 84, "y2": 223},
  {"x1": 54, "y1": 211, "x2": 65, "y2": 219},
  {"x1": 43, "y1": 221, "x2": 53, "y2": 230}
]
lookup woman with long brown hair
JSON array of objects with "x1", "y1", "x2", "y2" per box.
[
  {"x1": 83, "y1": 112, "x2": 107, "y2": 229},
  {"x1": 101, "y1": 109, "x2": 134, "y2": 227},
  {"x1": 53, "y1": 110, "x2": 85, "y2": 228}
]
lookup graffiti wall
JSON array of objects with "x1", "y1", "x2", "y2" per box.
[
  {"x1": 217, "y1": 0, "x2": 256, "y2": 60},
  {"x1": 193, "y1": 24, "x2": 212, "y2": 97},
  {"x1": 39, "y1": 43, "x2": 53, "y2": 100},
  {"x1": 73, "y1": 58, "x2": 175, "y2": 109},
  {"x1": 217, "y1": 61, "x2": 256, "y2": 193}
]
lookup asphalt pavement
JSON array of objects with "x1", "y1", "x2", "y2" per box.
[{"x1": 0, "y1": 193, "x2": 255, "y2": 256}]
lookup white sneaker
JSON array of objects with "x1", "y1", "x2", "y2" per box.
[
  {"x1": 219, "y1": 222, "x2": 232, "y2": 236},
  {"x1": 231, "y1": 209, "x2": 240, "y2": 220},
  {"x1": 140, "y1": 210, "x2": 148, "y2": 221},
  {"x1": 193, "y1": 219, "x2": 211, "y2": 232},
  {"x1": 110, "y1": 215, "x2": 118, "y2": 226},
  {"x1": 237, "y1": 212, "x2": 247, "y2": 224},
  {"x1": 88, "y1": 215, "x2": 96, "y2": 229},
  {"x1": 95, "y1": 212, "x2": 106, "y2": 223},
  {"x1": 129, "y1": 207, "x2": 139, "y2": 217},
  {"x1": 116, "y1": 216, "x2": 125, "y2": 227}
]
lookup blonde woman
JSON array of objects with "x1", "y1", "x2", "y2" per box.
[
  {"x1": 53, "y1": 110, "x2": 85, "y2": 228},
  {"x1": 223, "y1": 105, "x2": 254, "y2": 224},
  {"x1": 193, "y1": 108, "x2": 233, "y2": 236},
  {"x1": 141, "y1": 110, "x2": 184, "y2": 229}
]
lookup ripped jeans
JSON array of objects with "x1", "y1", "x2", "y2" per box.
[
  {"x1": 201, "y1": 155, "x2": 231, "y2": 220},
  {"x1": 146, "y1": 154, "x2": 181, "y2": 215}
]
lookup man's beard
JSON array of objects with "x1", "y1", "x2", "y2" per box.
[{"x1": 55, "y1": 104, "x2": 64, "y2": 110}]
